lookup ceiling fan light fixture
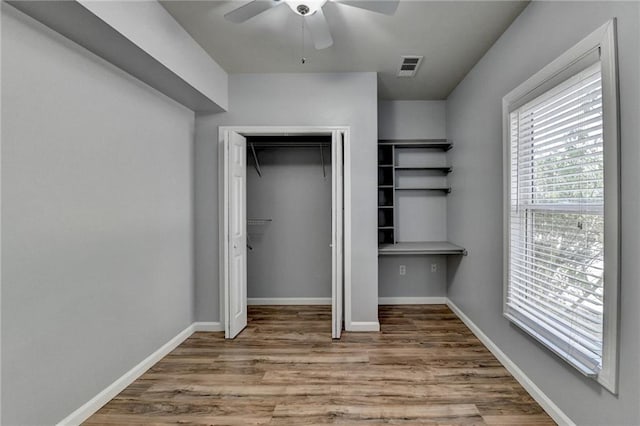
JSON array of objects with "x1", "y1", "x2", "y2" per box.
[
  {"x1": 285, "y1": 0, "x2": 328, "y2": 16},
  {"x1": 297, "y1": 4, "x2": 310, "y2": 15}
]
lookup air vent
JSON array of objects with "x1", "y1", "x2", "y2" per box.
[{"x1": 397, "y1": 55, "x2": 423, "y2": 77}]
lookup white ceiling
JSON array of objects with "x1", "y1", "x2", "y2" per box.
[{"x1": 161, "y1": 0, "x2": 528, "y2": 100}]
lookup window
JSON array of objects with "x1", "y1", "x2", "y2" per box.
[{"x1": 503, "y1": 20, "x2": 619, "y2": 393}]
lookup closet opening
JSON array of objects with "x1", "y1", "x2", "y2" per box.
[
  {"x1": 246, "y1": 135, "x2": 332, "y2": 335},
  {"x1": 219, "y1": 127, "x2": 349, "y2": 340}
]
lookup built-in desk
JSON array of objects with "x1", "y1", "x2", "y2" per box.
[{"x1": 378, "y1": 241, "x2": 467, "y2": 256}]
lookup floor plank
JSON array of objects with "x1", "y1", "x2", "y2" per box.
[{"x1": 85, "y1": 305, "x2": 556, "y2": 425}]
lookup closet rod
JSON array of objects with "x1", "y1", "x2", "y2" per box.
[
  {"x1": 251, "y1": 143, "x2": 331, "y2": 148},
  {"x1": 249, "y1": 142, "x2": 331, "y2": 178}
]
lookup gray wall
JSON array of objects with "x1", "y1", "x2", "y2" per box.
[
  {"x1": 1, "y1": 5, "x2": 195, "y2": 425},
  {"x1": 378, "y1": 256, "x2": 447, "y2": 298},
  {"x1": 378, "y1": 101, "x2": 448, "y2": 299},
  {"x1": 194, "y1": 72, "x2": 378, "y2": 324},
  {"x1": 247, "y1": 147, "x2": 332, "y2": 299},
  {"x1": 378, "y1": 101, "x2": 446, "y2": 141},
  {"x1": 446, "y1": 2, "x2": 639, "y2": 425}
]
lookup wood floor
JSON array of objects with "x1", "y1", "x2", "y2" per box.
[{"x1": 85, "y1": 305, "x2": 555, "y2": 425}]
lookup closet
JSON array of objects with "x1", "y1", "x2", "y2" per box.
[
  {"x1": 245, "y1": 136, "x2": 333, "y2": 311},
  {"x1": 221, "y1": 128, "x2": 345, "y2": 339}
]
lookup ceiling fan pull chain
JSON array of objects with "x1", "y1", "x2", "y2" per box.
[{"x1": 301, "y1": 17, "x2": 307, "y2": 64}]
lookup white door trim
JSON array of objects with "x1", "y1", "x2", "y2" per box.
[
  {"x1": 331, "y1": 130, "x2": 344, "y2": 339},
  {"x1": 218, "y1": 126, "x2": 351, "y2": 337}
]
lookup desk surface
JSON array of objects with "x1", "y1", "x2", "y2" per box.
[{"x1": 378, "y1": 241, "x2": 466, "y2": 255}]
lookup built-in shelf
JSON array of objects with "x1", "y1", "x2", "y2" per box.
[
  {"x1": 395, "y1": 166, "x2": 452, "y2": 174},
  {"x1": 395, "y1": 187, "x2": 451, "y2": 193},
  {"x1": 378, "y1": 229, "x2": 395, "y2": 245},
  {"x1": 378, "y1": 226, "x2": 394, "y2": 230},
  {"x1": 379, "y1": 241, "x2": 467, "y2": 256},
  {"x1": 378, "y1": 185, "x2": 394, "y2": 188},
  {"x1": 379, "y1": 139, "x2": 453, "y2": 151},
  {"x1": 378, "y1": 205, "x2": 394, "y2": 209}
]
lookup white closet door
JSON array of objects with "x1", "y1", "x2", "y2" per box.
[
  {"x1": 332, "y1": 131, "x2": 344, "y2": 339},
  {"x1": 224, "y1": 131, "x2": 247, "y2": 339}
]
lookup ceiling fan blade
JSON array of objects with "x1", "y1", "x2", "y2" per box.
[
  {"x1": 224, "y1": 0, "x2": 282, "y2": 23},
  {"x1": 335, "y1": 0, "x2": 399, "y2": 15},
  {"x1": 306, "y1": 8, "x2": 333, "y2": 50}
]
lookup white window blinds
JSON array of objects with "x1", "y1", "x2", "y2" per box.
[{"x1": 507, "y1": 62, "x2": 605, "y2": 376}]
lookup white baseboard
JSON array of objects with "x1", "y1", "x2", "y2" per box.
[
  {"x1": 346, "y1": 321, "x2": 380, "y2": 332},
  {"x1": 379, "y1": 297, "x2": 447, "y2": 305},
  {"x1": 57, "y1": 323, "x2": 196, "y2": 426},
  {"x1": 446, "y1": 299, "x2": 575, "y2": 426},
  {"x1": 247, "y1": 297, "x2": 331, "y2": 305},
  {"x1": 192, "y1": 321, "x2": 224, "y2": 332},
  {"x1": 57, "y1": 302, "x2": 573, "y2": 426}
]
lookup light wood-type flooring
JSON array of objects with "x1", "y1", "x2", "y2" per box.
[{"x1": 85, "y1": 305, "x2": 555, "y2": 425}]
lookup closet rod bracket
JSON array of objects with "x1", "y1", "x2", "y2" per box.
[
  {"x1": 320, "y1": 144, "x2": 326, "y2": 178},
  {"x1": 250, "y1": 143, "x2": 262, "y2": 177}
]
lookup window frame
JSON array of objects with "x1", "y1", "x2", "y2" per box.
[{"x1": 502, "y1": 19, "x2": 620, "y2": 393}]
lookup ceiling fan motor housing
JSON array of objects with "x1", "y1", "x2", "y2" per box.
[{"x1": 285, "y1": 0, "x2": 327, "y2": 16}]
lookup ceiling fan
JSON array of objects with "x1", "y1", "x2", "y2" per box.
[{"x1": 224, "y1": 0, "x2": 399, "y2": 50}]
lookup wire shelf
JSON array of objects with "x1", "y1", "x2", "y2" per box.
[{"x1": 247, "y1": 219, "x2": 273, "y2": 226}]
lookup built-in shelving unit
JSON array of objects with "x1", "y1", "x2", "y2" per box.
[
  {"x1": 377, "y1": 143, "x2": 395, "y2": 244},
  {"x1": 377, "y1": 139, "x2": 466, "y2": 256}
]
